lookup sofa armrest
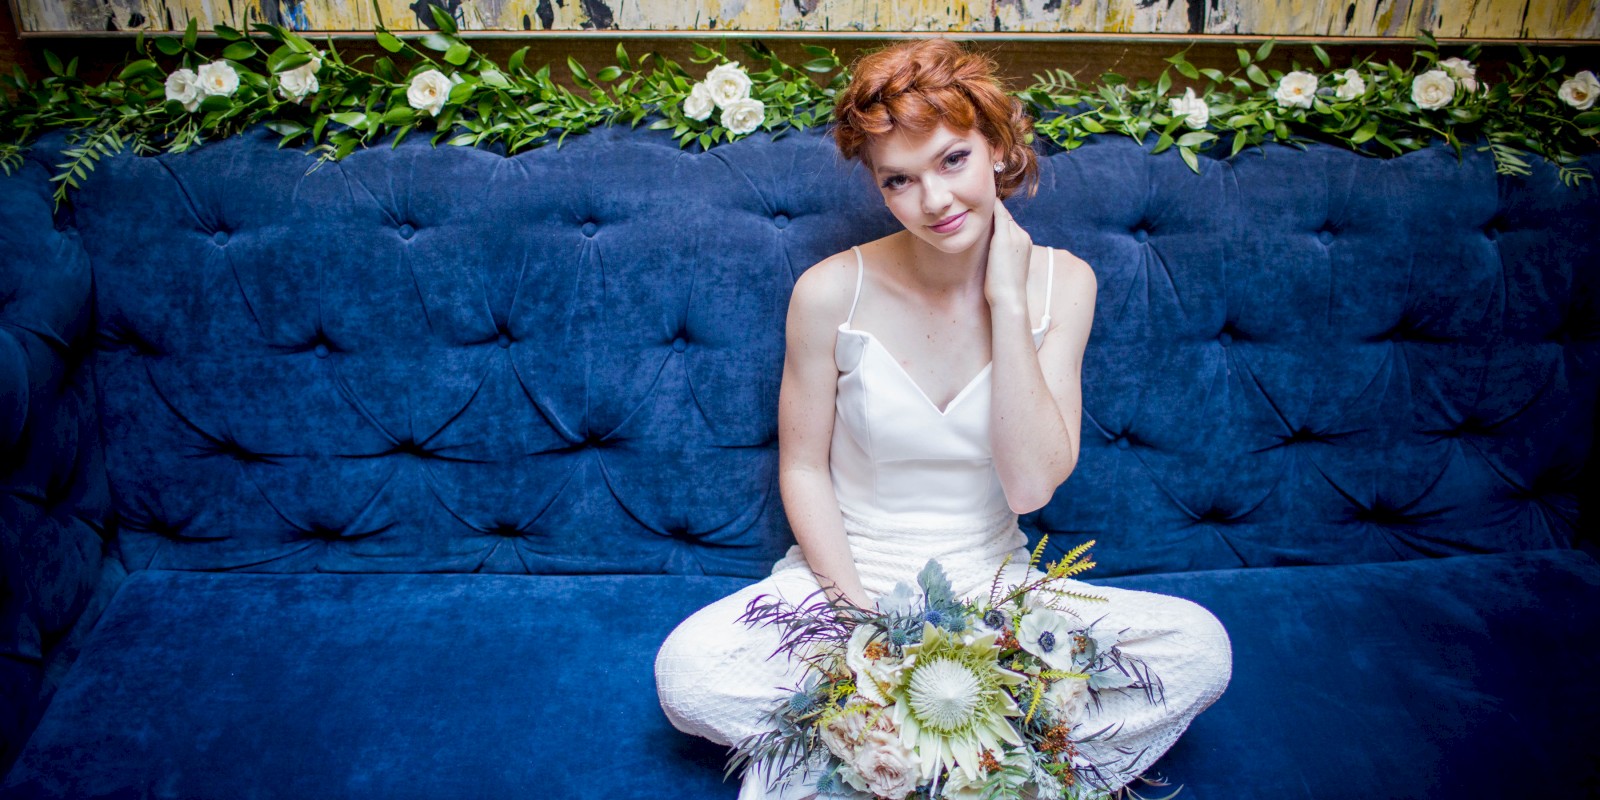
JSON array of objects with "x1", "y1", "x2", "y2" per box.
[{"x1": 0, "y1": 131, "x2": 118, "y2": 778}]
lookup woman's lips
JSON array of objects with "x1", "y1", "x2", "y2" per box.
[{"x1": 929, "y1": 211, "x2": 967, "y2": 234}]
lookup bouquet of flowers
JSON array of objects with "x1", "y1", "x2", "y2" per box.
[{"x1": 729, "y1": 538, "x2": 1171, "y2": 800}]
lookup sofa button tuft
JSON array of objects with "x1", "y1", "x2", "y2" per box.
[
  {"x1": 1218, "y1": 331, "x2": 1233, "y2": 347},
  {"x1": 1318, "y1": 230, "x2": 1334, "y2": 245},
  {"x1": 399, "y1": 223, "x2": 415, "y2": 239},
  {"x1": 497, "y1": 333, "x2": 511, "y2": 348},
  {"x1": 773, "y1": 213, "x2": 789, "y2": 229},
  {"x1": 582, "y1": 221, "x2": 598, "y2": 237},
  {"x1": 672, "y1": 336, "x2": 687, "y2": 352},
  {"x1": 1116, "y1": 437, "x2": 1131, "y2": 451},
  {"x1": 212, "y1": 230, "x2": 229, "y2": 245},
  {"x1": 313, "y1": 343, "x2": 330, "y2": 358},
  {"x1": 1132, "y1": 227, "x2": 1148, "y2": 243}
]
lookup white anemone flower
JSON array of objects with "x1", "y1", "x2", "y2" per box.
[{"x1": 1016, "y1": 607, "x2": 1080, "y2": 671}]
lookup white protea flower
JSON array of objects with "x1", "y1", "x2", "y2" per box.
[
  {"x1": 164, "y1": 68, "x2": 203, "y2": 112},
  {"x1": 682, "y1": 81, "x2": 715, "y2": 121},
  {"x1": 720, "y1": 97, "x2": 766, "y2": 135},
  {"x1": 888, "y1": 623, "x2": 1026, "y2": 784},
  {"x1": 1559, "y1": 70, "x2": 1599, "y2": 110},
  {"x1": 196, "y1": 60, "x2": 239, "y2": 98},
  {"x1": 1335, "y1": 69, "x2": 1366, "y2": 101},
  {"x1": 277, "y1": 53, "x2": 322, "y2": 104},
  {"x1": 1167, "y1": 87, "x2": 1209, "y2": 130},
  {"x1": 1411, "y1": 69, "x2": 1456, "y2": 109},
  {"x1": 705, "y1": 61, "x2": 753, "y2": 109},
  {"x1": 1439, "y1": 57, "x2": 1479, "y2": 92},
  {"x1": 1274, "y1": 70, "x2": 1317, "y2": 109}
]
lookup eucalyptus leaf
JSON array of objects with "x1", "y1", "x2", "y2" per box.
[{"x1": 917, "y1": 560, "x2": 955, "y2": 610}]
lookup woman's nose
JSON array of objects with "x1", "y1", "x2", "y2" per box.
[{"x1": 922, "y1": 176, "x2": 952, "y2": 213}]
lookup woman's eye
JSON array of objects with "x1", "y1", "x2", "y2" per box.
[
  {"x1": 882, "y1": 175, "x2": 907, "y2": 189},
  {"x1": 946, "y1": 150, "x2": 969, "y2": 167}
]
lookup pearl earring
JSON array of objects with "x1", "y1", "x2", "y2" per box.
[{"x1": 993, "y1": 162, "x2": 1004, "y2": 172}]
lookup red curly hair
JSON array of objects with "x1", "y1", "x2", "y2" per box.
[{"x1": 831, "y1": 39, "x2": 1040, "y2": 201}]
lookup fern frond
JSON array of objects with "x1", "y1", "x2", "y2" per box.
[
  {"x1": 1040, "y1": 587, "x2": 1111, "y2": 604},
  {"x1": 1024, "y1": 680, "x2": 1045, "y2": 724},
  {"x1": 1028, "y1": 534, "x2": 1050, "y2": 572},
  {"x1": 988, "y1": 551, "x2": 1015, "y2": 607}
]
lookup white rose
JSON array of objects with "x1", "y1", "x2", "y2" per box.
[
  {"x1": 682, "y1": 82, "x2": 715, "y2": 121},
  {"x1": 1335, "y1": 69, "x2": 1366, "y2": 101},
  {"x1": 705, "y1": 61, "x2": 753, "y2": 109},
  {"x1": 844, "y1": 627, "x2": 910, "y2": 705},
  {"x1": 1044, "y1": 675, "x2": 1092, "y2": 725},
  {"x1": 277, "y1": 54, "x2": 322, "y2": 104},
  {"x1": 196, "y1": 60, "x2": 239, "y2": 98},
  {"x1": 164, "y1": 68, "x2": 203, "y2": 112},
  {"x1": 1411, "y1": 69, "x2": 1456, "y2": 110},
  {"x1": 1274, "y1": 70, "x2": 1317, "y2": 109},
  {"x1": 720, "y1": 97, "x2": 766, "y2": 135},
  {"x1": 407, "y1": 69, "x2": 453, "y2": 117},
  {"x1": 1439, "y1": 57, "x2": 1479, "y2": 92},
  {"x1": 819, "y1": 706, "x2": 872, "y2": 763},
  {"x1": 1167, "y1": 87, "x2": 1209, "y2": 130},
  {"x1": 851, "y1": 728, "x2": 920, "y2": 800},
  {"x1": 1558, "y1": 70, "x2": 1599, "y2": 110}
]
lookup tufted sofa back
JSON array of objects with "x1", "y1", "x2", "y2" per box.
[{"x1": 6, "y1": 121, "x2": 1599, "y2": 588}]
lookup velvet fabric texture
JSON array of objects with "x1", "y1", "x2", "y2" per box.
[
  {"x1": 2, "y1": 553, "x2": 1596, "y2": 797},
  {"x1": 2, "y1": 119, "x2": 1598, "y2": 794}
]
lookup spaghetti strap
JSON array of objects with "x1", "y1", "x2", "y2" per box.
[
  {"x1": 845, "y1": 245, "x2": 865, "y2": 327},
  {"x1": 1040, "y1": 247, "x2": 1055, "y2": 325}
]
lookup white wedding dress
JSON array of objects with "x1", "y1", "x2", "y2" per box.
[{"x1": 655, "y1": 246, "x2": 1233, "y2": 799}]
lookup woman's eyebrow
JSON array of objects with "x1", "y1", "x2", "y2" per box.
[{"x1": 875, "y1": 138, "x2": 967, "y2": 175}]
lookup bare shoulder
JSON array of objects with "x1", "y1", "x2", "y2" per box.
[
  {"x1": 790, "y1": 247, "x2": 862, "y2": 325},
  {"x1": 1047, "y1": 246, "x2": 1098, "y2": 310}
]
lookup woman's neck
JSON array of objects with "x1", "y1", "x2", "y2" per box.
[{"x1": 893, "y1": 230, "x2": 988, "y2": 297}]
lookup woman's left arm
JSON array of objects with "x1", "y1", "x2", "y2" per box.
[{"x1": 986, "y1": 200, "x2": 1098, "y2": 514}]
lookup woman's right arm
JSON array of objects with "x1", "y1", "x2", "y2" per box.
[{"x1": 778, "y1": 256, "x2": 872, "y2": 610}]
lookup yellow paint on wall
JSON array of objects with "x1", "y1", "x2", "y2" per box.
[{"x1": 13, "y1": 0, "x2": 1600, "y2": 35}]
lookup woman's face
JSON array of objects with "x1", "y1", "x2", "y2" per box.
[{"x1": 865, "y1": 122, "x2": 1000, "y2": 255}]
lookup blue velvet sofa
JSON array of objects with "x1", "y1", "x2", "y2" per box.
[{"x1": 2, "y1": 117, "x2": 1598, "y2": 798}]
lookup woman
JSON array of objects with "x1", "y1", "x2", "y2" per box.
[{"x1": 656, "y1": 38, "x2": 1232, "y2": 799}]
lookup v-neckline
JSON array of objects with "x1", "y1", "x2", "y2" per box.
[{"x1": 838, "y1": 324, "x2": 1047, "y2": 417}]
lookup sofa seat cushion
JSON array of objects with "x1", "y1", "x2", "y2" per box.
[
  {"x1": 0, "y1": 570, "x2": 750, "y2": 799},
  {"x1": 4, "y1": 550, "x2": 1599, "y2": 798},
  {"x1": 1098, "y1": 548, "x2": 1600, "y2": 797}
]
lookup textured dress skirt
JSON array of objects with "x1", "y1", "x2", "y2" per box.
[{"x1": 654, "y1": 506, "x2": 1234, "y2": 799}]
